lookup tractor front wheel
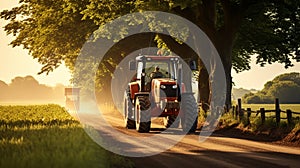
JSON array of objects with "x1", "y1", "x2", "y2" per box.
[
  {"x1": 135, "y1": 96, "x2": 151, "y2": 133},
  {"x1": 180, "y1": 93, "x2": 198, "y2": 133},
  {"x1": 124, "y1": 94, "x2": 135, "y2": 129}
]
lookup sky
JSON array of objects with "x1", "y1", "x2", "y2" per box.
[
  {"x1": 0, "y1": 1, "x2": 71, "y2": 87},
  {"x1": 1, "y1": 1, "x2": 300, "y2": 90},
  {"x1": 232, "y1": 58, "x2": 300, "y2": 90}
]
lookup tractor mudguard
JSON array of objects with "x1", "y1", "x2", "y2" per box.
[{"x1": 129, "y1": 82, "x2": 139, "y2": 100}]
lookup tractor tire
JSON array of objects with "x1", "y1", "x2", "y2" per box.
[
  {"x1": 135, "y1": 96, "x2": 151, "y2": 133},
  {"x1": 164, "y1": 116, "x2": 180, "y2": 128},
  {"x1": 124, "y1": 94, "x2": 136, "y2": 129},
  {"x1": 180, "y1": 93, "x2": 198, "y2": 133}
]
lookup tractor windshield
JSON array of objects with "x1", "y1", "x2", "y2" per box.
[
  {"x1": 136, "y1": 57, "x2": 178, "y2": 81},
  {"x1": 145, "y1": 61, "x2": 177, "y2": 83},
  {"x1": 146, "y1": 62, "x2": 169, "y2": 78}
]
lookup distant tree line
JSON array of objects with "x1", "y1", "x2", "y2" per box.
[
  {"x1": 0, "y1": 76, "x2": 65, "y2": 104},
  {"x1": 243, "y1": 72, "x2": 300, "y2": 104},
  {"x1": 232, "y1": 88, "x2": 258, "y2": 100}
]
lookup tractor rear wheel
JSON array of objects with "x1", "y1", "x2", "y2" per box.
[
  {"x1": 180, "y1": 93, "x2": 198, "y2": 133},
  {"x1": 164, "y1": 116, "x2": 180, "y2": 128},
  {"x1": 124, "y1": 94, "x2": 135, "y2": 129},
  {"x1": 135, "y1": 96, "x2": 151, "y2": 133}
]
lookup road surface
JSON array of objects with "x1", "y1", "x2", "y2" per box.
[{"x1": 74, "y1": 111, "x2": 300, "y2": 168}]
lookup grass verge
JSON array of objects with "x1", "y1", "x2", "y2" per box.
[{"x1": 214, "y1": 107, "x2": 300, "y2": 145}]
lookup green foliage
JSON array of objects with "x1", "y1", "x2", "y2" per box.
[
  {"x1": 234, "y1": 1, "x2": 300, "y2": 69},
  {"x1": 82, "y1": 0, "x2": 133, "y2": 26},
  {"x1": 0, "y1": 104, "x2": 133, "y2": 168},
  {"x1": 269, "y1": 81, "x2": 300, "y2": 103},
  {"x1": 243, "y1": 92, "x2": 273, "y2": 104},
  {"x1": 274, "y1": 72, "x2": 300, "y2": 85},
  {"x1": 1, "y1": 0, "x2": 299, "y2": 74},
  {"x1": 243, "y1": 72, "x2": 300, "y2": 103}
]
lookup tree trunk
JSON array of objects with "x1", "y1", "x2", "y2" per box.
[
  {"x1": 213, "y1": 33, "x2": 233, "y2": 108},
  {"x1": 198, "y1": 60, "x2": 210, "y2": 112},
  {"x1": 224, "y1": 60, "x2": 233, "y2": 108},
  {"x1": 195, "y1": 0, "x2": 244, "y2": 109}
]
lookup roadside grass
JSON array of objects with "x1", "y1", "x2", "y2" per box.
[
  {"x1": 0, "y1": 104, "x2": 133, "y2": 168},
  {"x1": 198, "y1": 108, "x2": 239, "y2": 128},
  {"x1": 216, "y1": 111, "x2": 239, "y2": 129}
]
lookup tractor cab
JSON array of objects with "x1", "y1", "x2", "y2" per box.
[{"x1": 130, "y1": 55, "x2": 181, "y2": 92}]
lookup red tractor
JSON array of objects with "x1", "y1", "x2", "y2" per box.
[{"x1": 124, "y1": 55, "x2": 198, "y2": 133}]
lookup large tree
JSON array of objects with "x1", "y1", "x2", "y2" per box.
[{"x1": 1, "y1": 0, "x2": 300, "y2": 106}]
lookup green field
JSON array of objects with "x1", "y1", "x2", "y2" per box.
[
  {"x1": 242, "y1": 104, "x2": 300, "y2": 112},
  {"x1": 0, "y1": 104, "x2": 132, "y2": 168}
]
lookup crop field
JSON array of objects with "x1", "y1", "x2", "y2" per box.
[{"x1": 0, "y1": 104, "x2": 132, "y2": 168}]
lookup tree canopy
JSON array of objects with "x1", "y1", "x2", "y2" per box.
[
  {"x1": 243, "y1": 72, "x2": 300, "y2": 104},
  {"x1": 1, "y1": 0, "x2": 300, "y2": 105}
]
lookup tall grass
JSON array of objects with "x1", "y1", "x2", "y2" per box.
[{"x1": 0, "y1": 104, "x2": 133, "y2": 168}]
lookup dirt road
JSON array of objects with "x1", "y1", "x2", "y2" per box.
[
  {"x1": 76, "y1": 112, "x2": 300, "y2": 168},
  {"x1": 130, "y1": 133, "x2": 300, "y2": 168}
]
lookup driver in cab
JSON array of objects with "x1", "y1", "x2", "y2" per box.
[{"x1": 150, "y1": 66, "x2": 164, "y2": 79}]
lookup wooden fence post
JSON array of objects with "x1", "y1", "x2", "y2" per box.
[
  {"x1": 238, "y1": 98, "x2": 243, "y2": 121},
  {"x1": 225, "y1": 104, "x2": 229, "y2": 113},
  {"x1": 232, "y1": 105, "x2": 235, "y2": 117},
  {"x1": 235, "y1": 105, "x2": 238, "y2": 120},
  {"x1": 246, "y1": 108, "x2": 251, "y2": 125},
  {"x1": 260, "y1": 108, "x2": 265, "y2": 124},
  {"x1": 287, "y1": 109, "x2": 292, "y2": 125},
  {"x1": 275, "y1": 98, "x2": 281, "y2": 125}
]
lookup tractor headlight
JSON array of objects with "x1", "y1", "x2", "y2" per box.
[
  {"x1": 172, "y1": 85, "x2": 177, "y2": 89},
  {"x1": 160, "y1": 85, "x2": 166, "y2": 89}
]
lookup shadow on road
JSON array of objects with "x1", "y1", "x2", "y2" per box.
[
  {"x1": 212, "y1": 126, "x2": 288, "y2": 143},
  {"x1": 130, "y1": 149, "x2": 299, "y2": 168}
]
